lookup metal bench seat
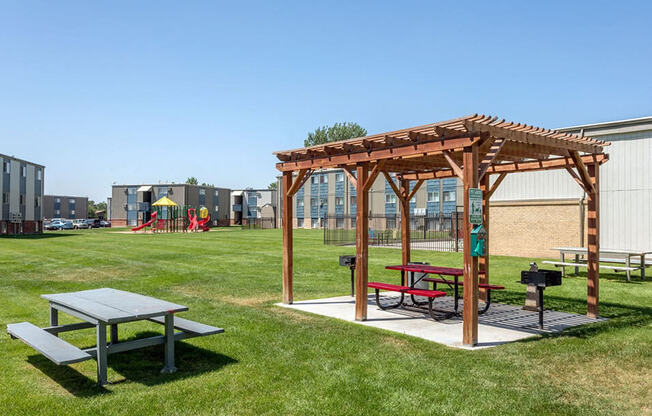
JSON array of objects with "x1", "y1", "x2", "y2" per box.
[
  {"x1": 542, "y1": 260, "x2": 637, "y2": 272},
  {"x1": 7, "y1": 322, "x2": 92, "y2": 365},
  {"x1": 148, "y1": 315, "x2": 224, "y2": 336}
]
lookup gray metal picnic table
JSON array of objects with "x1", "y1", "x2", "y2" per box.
[
  {"x1": 7, "y1": 288, "x2": 224, "y2": 385},
  {"x1": 549, "y1": 247, "x2": 652, "y2": 281}
]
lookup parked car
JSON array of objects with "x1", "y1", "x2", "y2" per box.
[
  {"x1": 45, "y1": 220, "x2": 73, "y2": 230},
  {"x1": 99, "y1": 220, "x2": 111, "y2": 228},
  {"x1": 72, "y1": 219, "x2": 89, "y2": 229},
  {"x1": 86, "y1": 219, "x2": 101, "y2": 228}
]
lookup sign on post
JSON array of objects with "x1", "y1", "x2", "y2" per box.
[{"x1": 469, "y1": 188, "x2": 482, "y2": 225}]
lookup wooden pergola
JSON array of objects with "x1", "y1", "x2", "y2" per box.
[{"x1": 274, "y1": 114, "x2": 610, "y2": 346}]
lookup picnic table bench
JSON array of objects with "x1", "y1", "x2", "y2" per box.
[
  {"x1": 7, "y1": 288, "x2": 224, "y2": 385},
  {"x1": 368, "y1": 264, "x2": 505, "y2": 319},
  {"x1": 546, "y1": 247, "x2": 652, "y2": 281}
]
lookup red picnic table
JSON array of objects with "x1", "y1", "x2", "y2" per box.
[{"x1": 374, "y1": 264, "x2": 504, "y2": 318}]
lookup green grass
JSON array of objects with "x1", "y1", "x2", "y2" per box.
[{"x1": 0, "y1": 228, "x2": 650, "y2": 415}]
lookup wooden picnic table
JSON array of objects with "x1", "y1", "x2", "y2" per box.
[
  {"x1": 550, "y1": 247, "x2": 652, "y2": 281},
  {"x1": 7, "y1": 288, "x2": 224, "y2": 385}
]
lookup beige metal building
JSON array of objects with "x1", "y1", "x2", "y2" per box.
[{"x1": 0, "y1": 153, "x2": 44, "y2": 235}]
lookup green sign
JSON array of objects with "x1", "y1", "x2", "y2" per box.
[{"x1": 469, "y1": 188, "x2": 483, "y2": 225}]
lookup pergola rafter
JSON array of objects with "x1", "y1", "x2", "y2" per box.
[{"x1": 275, "y1": 114, "x2": 610, "y2": 347}]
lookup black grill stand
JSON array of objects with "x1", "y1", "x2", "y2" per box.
[{"x1": 537, "y1": 286, "x2": 545, "y2": 330}]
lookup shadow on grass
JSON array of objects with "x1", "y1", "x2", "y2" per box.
[
  {"x1": 0, "y1": 232, "x2": 79, "y2": 240},
  {"x1": 27, "y1": 331, "x2": 236, "y2": 397}
]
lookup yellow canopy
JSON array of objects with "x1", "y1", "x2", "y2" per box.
[{"x1": 151, "y1": 196, "x2": 178, "y2": 207}]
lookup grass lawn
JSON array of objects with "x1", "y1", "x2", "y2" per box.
[{"x1": 0, "y1": 228, "x2": 650, "y2": 415}]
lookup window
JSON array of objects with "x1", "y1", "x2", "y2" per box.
[
  {"x1": 37, "y1": 168, "x2": 42, "y2": 181},
  {"x1": 21, "y1": 165, "x2": 26, "y2": 177},
  {"x1": 127, "y1": 203, "x2": 137, "y2": 211},
  {"x1": 385, "y1": 194, "x2": 396, "y2": 204},
  {"x1": 69, "y1": 199, "x2": 76, "y2": 205},
  {"x1": 320, "y1": 174, "x2": 328, "y2": 184},
  {"x1": 297, "y1": 198, "x2": 304, "y2": 207},
  {"x1": 215, "y1": 190, "x2": 219, "y2": 196},
  {"x1": 2, "y1": 192, "x2": 8, "y2": 204},
  {"x1": 311, "y1": 176, "x2": 318, "y2": 184},
  {"x1": 70, "y1": 210, "x2": 75, "y2": 216},
  {"x1": 312, "y1": 218, "x2": 319, "y2": 228},
  {"x1": 55, "y1": 209, "x2": 60, "y2": 216},
  {"x1": 199, "y1": 188, "x2": 206, "y2": 195},
  {"x1": 19, "y1": 194, "x2": 24, "y2": 205},
  {"x1": 214, "y1": 206, "x2": 219, "y2": 212},
  {"x1": 350, "y1": 196, "x2": 356, "y2": 206},
  {"x1": 320, "y1": 198, "x2": 327, "y2": 209},
  {"x1": 55, "y1": 197, "x2": 61, "y2": 203},
  {"x1": 127, "y1": 188, "x2": 137, "y2": 195},
  {"x1": 335, "y1": 197, "x2": 343, "y2": 206},
  {"x1": 335, "y1": 173, "x2": 344, "y2": 182},
  {"x1": 351, "y1": 217, "x2": 356, "y2": 228},
  {"x1": 297, "y1": 218, "x2": 304, "y2": 228},
  {"x1": 2, "y1": 160, "x2": 9, "y2": 174},
  {"x1": 336, "y1": 217, "x2": 344, "y2": 228},
  {"x1": 310, "y1": 197, "x2": 317, "y2": 208},
  {"x1": 443, "y1": 191, "x2": 455, "y2": 202},
  {"x1": 35, "y1": 196, "x2": 41, "y2": 207},
  {"x1": 427, "y1": 191, "x2": 439, "y2": 203},
  {"x1": 386, "y1": 218, "x2": 396, "y2": 229},
  {"x1": 1, "y1": 222, "x2": 6, "y2": 234}
]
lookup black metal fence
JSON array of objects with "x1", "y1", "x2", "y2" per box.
[
  {"x1": 241, "y1": 217, "x2": 277, "y2": 230},
  {"x1": 323, "y1": 212, "x2": 463, "y2": 252}
]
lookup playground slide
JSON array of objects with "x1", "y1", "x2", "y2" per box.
[
  {"x1": 131, "y1": 211, "x2": 158, "y2": 231},
  {"x1": 187, "y1": 209, "x2": 199, "y2": 231},
  {"x1": 198, "y1": 214, "x2": 211, "y2": 231}
]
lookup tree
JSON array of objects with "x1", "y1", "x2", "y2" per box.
[
  {"x1": 268, "y1": 182, "x2": 278, "y2": 190},
  {"x1": 304, "y1": 122, "x2": 367, "y2": 147},
  {"x1": 201, "y1": 182, "x2": 215, "y2": 187},
  {"x1": 88, "y1": 200, "x2": 96, "y2": 218},
  {"x1": 185, "y1": 177, "x2": 198, "y2": 185}
]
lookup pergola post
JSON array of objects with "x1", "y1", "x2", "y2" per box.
[
  {"x1": 282, "y1": 171, "x2": 294, "y2": 304},
  {"x1": 587, "y1": 163, "x2": 600, "y2": 317},
  {"x1": 355, "y1": 163, "x2": 370, "y2": 321},
  {"x1": 400, "y1": 179, "x2": 411, "y2": 284},
  {"x1": 479, "y1": 174, "x2": 490, "y2": 302},
  {"x1": 463, "y1": 144, "x2": 479, "y2": 346}
]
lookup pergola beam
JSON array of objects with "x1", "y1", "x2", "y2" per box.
[
  {"x1": 478, "y1": 138, "x2": 506, "y2": 181},
  {"x1": 399, "y1": 153, "x2": 608, "y2": 180},
  {"x1": 486, "y1": 173, "x2": 507, "y2": 200},
  {"x1": 286, "y1": 169, "x2": 312, "y2": 198},
  {"x1": 569, "y1": 151, "x2": 596, "y2": 194},
  {"x1": 342, "y1": 166, "x2": 357, "y2": 188},
  {"x1": 442, "y1": 151, "x2": 463, "y2": 179},
  {"x1": 276, "y1": 135, "x2": 483, "y2": 171}
]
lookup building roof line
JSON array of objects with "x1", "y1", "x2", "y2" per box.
[{"x1": 558, "y1": 115, "x2": 652, "y2": 132}]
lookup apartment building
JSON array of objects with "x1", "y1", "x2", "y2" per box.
[
  {"x1": 42, "y1": 195, "x2": 88, "y2": 220},
  {"x1": 110, "y1": 184, "x2": 231, "y2": 227},
  {"x1": 0, "y1": 153, "x2": 44, "y2": 235},
  {"x1": 275, "y1": 169, "x2": 460, "y2": 229},
  {"x1": 230, "y1": 188, "x2": 277, "y2": 225}
]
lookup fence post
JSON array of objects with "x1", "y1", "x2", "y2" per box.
[{"x1": 454, "y1": 211, "x2": 459, "y2": 252}]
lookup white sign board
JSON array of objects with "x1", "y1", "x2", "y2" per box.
[
  {"x1": 413, "y1": 207, "x2": 426, "y2": 217},
  {"x1": 469, "y1": 188, "x2": 482, "y2": 225}
]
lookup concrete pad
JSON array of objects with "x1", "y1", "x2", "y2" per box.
[{"x1": 277, "y1": 294, "x2": 607, "y2": 350}]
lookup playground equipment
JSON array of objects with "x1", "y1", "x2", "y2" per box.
[
  {"x1": 131, "y1": 195, "x2": 212, "y2": 233},
  {"x1": 131, "y1": 211, "x2": 158, "y2": 232},
  {"x1": 187, "y1": 208, "x2": 211, "y2": 232}
]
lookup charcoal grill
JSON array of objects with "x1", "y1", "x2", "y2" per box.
[
  {"x1": 339, "y1": 255, "x2": 356, "y2": 296},
  {"x1": 521, "y1": 269, "x2": 562, "y2": 329}
]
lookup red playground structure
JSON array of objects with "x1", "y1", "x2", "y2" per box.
[
  {"x1": 187, "y1": 208, "x2": 210, "y2": 232},
  {"x1": 131, "y1": 211, "x2": 158, "y2": 232}
]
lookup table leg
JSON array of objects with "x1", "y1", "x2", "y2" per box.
[
  {"x1": 641, "y1": 255, "x2": 646, "y2": 281},
  {"x1": 574, "y1": 254, "x2": 579, "y2": 275},
  {"x1": 96, "y1": 322, "x2": 108, "y2": 385},
  {"x1": 560, "y1": 252, "x2": 565, "y2": 277},
  {"x1": 110, "y1": 324, "x2": 118, "y2": 344},
  {"x1": 350, "y1": 267, "x2": 355, "y2": 297},
  {"x1": 161, "y1": 314, "x2": 177, "y2": 374},
  {"x1": 538, "y1": 287, "x2": 544, "y2": 330},
  {"x1": 626, "y1": 255, "x2": 631, "y2": 282},
  {"x1": 454, "y1": 276, "x2": 459, "y2": 314},
  {"x1": 49, "y1": 306, "x2": 58, "y2": 337}
]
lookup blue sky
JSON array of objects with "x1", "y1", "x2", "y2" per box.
[{"x1": 1, "y1": 1, "x2": 650, "y2": 202}]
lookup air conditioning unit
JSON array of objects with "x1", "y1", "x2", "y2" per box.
[
  {"x1": 124, "y1": 189, "x2": 128, "y2": 194},
  {"x1": 168, "y1": 188, "x2": 173, "y2": 194},
  {"x1": 123, "y1": 203, "x2": 128, "y2": 210}
]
